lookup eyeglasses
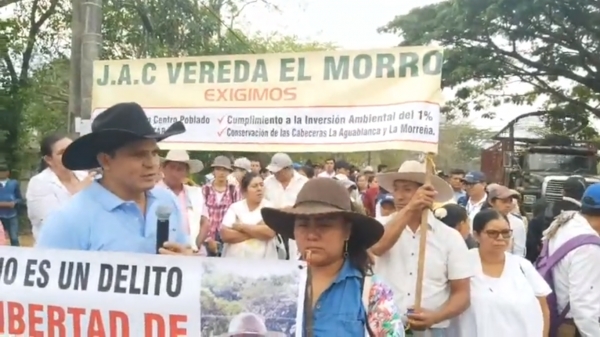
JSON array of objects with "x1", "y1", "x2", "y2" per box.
[{"x1": 484, "y1": 229, "x2": 512, "y2": 239}]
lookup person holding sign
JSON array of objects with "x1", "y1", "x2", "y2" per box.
[
  {"x1": 370, "y1": 160, "x2": 474, "y2": 337},
  {"x1": 36, "y1": 102, "x2": 191, "y2": 255},
  {"x1": 261, "y1": 178, "x2": 404, "y2": 336}
]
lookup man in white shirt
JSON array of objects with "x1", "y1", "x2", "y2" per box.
[
  {"x1": 316, "y1": 157, "x2": 336, "y2": 178},
  {"x1": 543, "y1": 183, "x2": 600, "y2": 337},
  {"x1": 371, "y1": 160, "x2": 474, "y2": 336},
  {"x1": 460, "y1": 171, "x2": 488, "y2": 226},
  {"x1": 263, "y1": 153, "x2": 308, "y2": 259}
]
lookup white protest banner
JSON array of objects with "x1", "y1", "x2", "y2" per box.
[
  {"x1": 0, "y1": 247, "x2": 201, "y2": 337},
  {"x1": 92, "y1": 47, "x2": 443, "y2": 153}
]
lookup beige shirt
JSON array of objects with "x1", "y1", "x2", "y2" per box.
[{"x1": 374, "y1": 211, "x2": 475, "y2": 328}]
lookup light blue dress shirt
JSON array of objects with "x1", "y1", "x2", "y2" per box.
[
  {"x1": 311, "y1": 259, "x2": 367, "y2": 336},
  {"x1": 36, "y1": 181, "x2": 188, "y2": 253}
]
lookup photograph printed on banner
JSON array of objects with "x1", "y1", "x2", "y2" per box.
[{"x1": 200, "y1": 258, "x2": 306, "y2": 337}]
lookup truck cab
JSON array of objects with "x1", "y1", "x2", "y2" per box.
[
  {"x1": 518, "y1": 146, "x2": 599, "y2": 210},
  {"x1": 480, "y1": 111, "x2": 599, "y2": 217}
]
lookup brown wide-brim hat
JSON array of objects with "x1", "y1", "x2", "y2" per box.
[{"x1": 261, "y1": 178, "x2": 384, "y2": 249}]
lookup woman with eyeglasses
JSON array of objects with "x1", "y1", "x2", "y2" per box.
[{"x1": 452, "y1": 209, "x2": 551, "y2": 336}]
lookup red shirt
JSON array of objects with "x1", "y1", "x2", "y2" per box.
[{"x1": 363, "y1": 186, "x2": 380, "y2": 217}]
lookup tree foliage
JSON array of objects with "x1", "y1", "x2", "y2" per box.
[
  {"x1": 0, "y1": 0, "x2": 334, "y2": 175},
  {"x1": 380, "y1": 0, "x2": 600, "y2": 139},
  {"x1": 437, "y1": 122, "x2": 494, "y2": 171}
]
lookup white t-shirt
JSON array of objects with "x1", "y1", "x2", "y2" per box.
[
  {"x1": 317, "y1": 171, "x2": 335, "y2": 178},
  {"x1": 453, "y1": 250, "x2": 551, "y2": 337},
  {"x1": 467, "y1": 194, "x2": 487, "y2": 229},
  {"x1": 221, "y1": 199, "x2": 279, "y2": 259},
  {"x1": 507, "y1": 214, "x2": 526, "y2": 257}
]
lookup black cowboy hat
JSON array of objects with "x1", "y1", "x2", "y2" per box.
[{"x1": 62, "y1": 102, "x2": 185, "y2": 170}]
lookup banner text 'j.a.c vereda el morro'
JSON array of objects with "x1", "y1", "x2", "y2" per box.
[{"x1": 92, "y1": 47, "x2": 443, "y2": 153}]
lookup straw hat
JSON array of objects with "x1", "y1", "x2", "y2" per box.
[
  {"x1": 376, "y1": 160, "x2": 453, "y2": 202},
  {"x1": 161, "y1": 150, "x2": 204, "y2": 174},
  {"x1": 217, "y1": 312, "x2": 285, "y2": 337},
  {"x1": 261, "y1": 178, "x2": 384, "y2": 248}
]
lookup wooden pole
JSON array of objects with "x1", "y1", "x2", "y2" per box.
[{"x1": 414, "y1": 153, "x2": 434, "y2": 310}]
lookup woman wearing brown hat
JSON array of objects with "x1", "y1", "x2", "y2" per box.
[{"x1": 261, "y1": 178, "x2": 404, "y2": 336}]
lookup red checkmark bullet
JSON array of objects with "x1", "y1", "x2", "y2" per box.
[
  {"x1": 217, "y1": 128, "x2": 226, "y2": 136},
  {"x1": 217, "y1": 116, "x2": 225, "y2": 123}
]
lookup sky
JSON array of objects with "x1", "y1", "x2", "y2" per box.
[
  {"x1": 236, "y1": 0, "x2": 598, "y2": 136},
  {"x1": 1, "y1": 0, "x2": 594, "y2": 136}
]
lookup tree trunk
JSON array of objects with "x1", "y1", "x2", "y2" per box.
[
  {"x1": 68, "y1": 0, "x2": 82, "y2": 134},
  {"x1": 80, "y1": 0, "x2": 102, "y2": 122}
]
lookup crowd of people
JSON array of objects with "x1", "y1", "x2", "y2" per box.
[{"x1": 0, "y1": 102, "x2": 599, "y2": 336}]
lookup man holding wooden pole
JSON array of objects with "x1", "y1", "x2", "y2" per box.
[{"x1": 371, "y1": 158, "x2": 474, "y2": 337}]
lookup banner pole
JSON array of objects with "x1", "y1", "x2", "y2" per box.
[{"x1": 414, "y1": 153, "x2": 434, "y2": 310}]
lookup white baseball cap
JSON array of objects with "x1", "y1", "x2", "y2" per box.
[
  {"x1": 233, "y1": 157, "x2": 252, "y2": 171},
  {"x1": 266, "y1": 153, "x2": 293, "y2": 173}
]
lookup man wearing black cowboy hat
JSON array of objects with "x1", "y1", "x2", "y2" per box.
[{"x1": 36, "y1": 102, "x2": 192, "y2": 255}]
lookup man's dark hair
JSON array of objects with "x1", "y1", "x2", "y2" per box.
[
  {"x1": 299, "y1": 166, "x2": 314, "y2": 178},
  {"x1": 377, "y1": 164, "x2": 387, "y2": 172},
  {"x1": 325, "y1": 157, "x2": 335, "y2": 163},
  {"x1": 449, "y1": 169, "x2": 466, "y2": 176},
  {"x1": 563, "y1": 177, "x2": 586, "y2": 200}
]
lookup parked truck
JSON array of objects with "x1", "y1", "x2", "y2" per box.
[{"x1": 480, "y1": 112, "x2": 600, "y2": 215}]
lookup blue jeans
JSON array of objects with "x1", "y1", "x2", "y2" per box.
[{"x1": 1, "y1": 216, "x2": 20, "y2": 246}]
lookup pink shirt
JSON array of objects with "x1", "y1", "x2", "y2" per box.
[{"x1": 157, "y1": 181, "x2": 190, "y2": 234}]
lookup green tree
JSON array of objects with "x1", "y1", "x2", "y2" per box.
[
  {"x1": 437, "y1": 122, "x2": 494, "y2": 171},
  {"x1": 0, "y1": 0, "x2": 61, "y2": 173},
  {"x1": 6, "y1": 0, "x2": 333, "y2": 173},
  {"x1": 380, "y1": 0, "x2": 599, "y2": 139}
]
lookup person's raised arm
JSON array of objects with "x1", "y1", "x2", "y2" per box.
[{"x1": 370, "y1": 185, "x2": 435, "y2": 256}]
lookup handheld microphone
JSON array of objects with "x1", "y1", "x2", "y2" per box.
[{"x1": 155, "y1": 205, "x2": 172, "y2": 254}]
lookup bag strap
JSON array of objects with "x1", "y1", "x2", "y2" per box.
[
  {"x1": 545, "y1": 234, "x2": 600, "y2": 270},
  {"x1": 545, "y1": 234, "x2": 600, "y2": 320},
  {"x1": 361, "y1": 275, "x2": 375, "y2": 337}
]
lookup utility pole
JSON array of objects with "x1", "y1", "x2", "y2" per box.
[
  {"x1": 80, "y1": 0, "x2": 103, "y2": 124},
  {"x1": 68, "y1": 0, "x2": 82, "y2": 134}
]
